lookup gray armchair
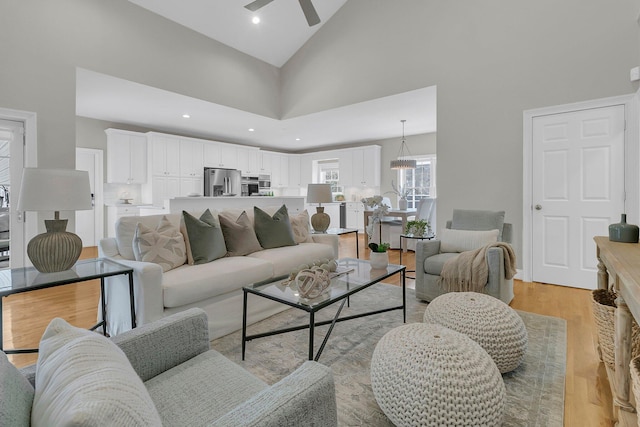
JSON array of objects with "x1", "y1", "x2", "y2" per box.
[
  {"x1": 9, "y1": 308, "x2": 338, "y2": 427},
  {"x1": 415, "y1": 210, "x2": 514, "y2": 304}
]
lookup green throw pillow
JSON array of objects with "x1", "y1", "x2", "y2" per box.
[
  {"x1": 182, "y1": 209, "x2": 227, "y2": 264},
  {"x1": 253, "y1": 205, "x2": 297, "y2": 249}
]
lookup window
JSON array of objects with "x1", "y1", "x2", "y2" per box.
[
  {"x1": 398, "y1": 155, "x2": 436, "y2": 209},
  {"x1": 318, "y1": 160, "x2": 340, "y2": 193}
]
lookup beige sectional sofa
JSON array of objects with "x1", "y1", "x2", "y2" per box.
[{"x1": 98, "y1": 206, "x2": 338, "y2": 339}]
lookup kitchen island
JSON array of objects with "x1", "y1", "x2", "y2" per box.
[{"x1": 170, "y1": 196, "x2": 305, "y2": 214}]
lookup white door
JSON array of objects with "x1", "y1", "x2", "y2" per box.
[
  {"x1": 532, "y1": 105, "x2": 625, "y2": 289},
  {"x1": 76, "y1": 148, "x2": 104, "y2": 247},
  {"x1": 0, "y1": 119, "x2": 25, "y2": 268}
]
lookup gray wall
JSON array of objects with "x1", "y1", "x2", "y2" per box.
[
  {"x1": 282, "y1": 0, "x2": 640, "y2": 264},
  {"x1": 1, "y1": 0, "x2": 279, "y2": 170},
  {"x1": 3, "y1": 0, "x2": 640, "y2": 264}
]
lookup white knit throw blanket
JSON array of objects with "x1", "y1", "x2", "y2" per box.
[{"x1": 439, "y1": 242, "x2": 517, "y2": 293}]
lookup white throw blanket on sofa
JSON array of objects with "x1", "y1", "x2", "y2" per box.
[{"x1": 439, "y1": 242, "x2": 517, "y2": 293}]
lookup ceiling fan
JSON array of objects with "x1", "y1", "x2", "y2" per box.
[{"x1": 244, "y1": 0, "x2": 321, "y2": 27}]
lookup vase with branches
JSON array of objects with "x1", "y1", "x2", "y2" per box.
[{"x1": 385, "y1": 180, "x2": 411, "y2": 210}]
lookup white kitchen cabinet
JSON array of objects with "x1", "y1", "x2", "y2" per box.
[
  {"x1": 237, "y1": 147, "x2": 260, "y2": 176},
  {"x1": 106, "y1": 205, "x2": 140, "y2": 237},
  {"x1": 150, "y1": 134, "x2": 180, "y2": 177},
  {"x1": 204, "y1": 142, "x2": 238, "y2": 169},
  {"x1": 346, "y1": 202, "x2": 365, "y2": 231},
  {"x1": 350, "y1": 146, "x2": 381, "y2": 187},
  {"x1": 151, "y1": 175, "x2": 180, "y2": 207},
  {"x1": 179, "y1": 139, "x2": 204, "y2": 178},
  {"x1": 179, "y1": 176, "x2": 203, "y2": 196},
  {"x1": 105, "y1": 129, "x2": 147, "y2": 184},
  {"x1": 271, "y1": 154, "x2": 289, "y2": 188},
  {"x1": 300, "y1": 155, "x2": 313, "y2": 189},
  {"x1": 288, "y1": 155, "x2": 301, "y2": 188},
  {"x1": 259, "y1": 152, "x2": 273, "y2": 174}
]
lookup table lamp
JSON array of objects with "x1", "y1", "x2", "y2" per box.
[
  {"x1": 17, "y1": 168, "x2": 92, "y2": 273},
  {"x1": 307, "y1": 183, "x2": 332, "y2": 233}
]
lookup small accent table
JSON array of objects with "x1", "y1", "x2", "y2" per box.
[
  {"x1": 399, "y1": 234, "x2": 435, "y2": 279},
  {"x1": 0, "y1": 258, "x2": 135, "y2": 354},
  {"x1": 313, "y1": 227, "x2": 360, "y2": 258}
]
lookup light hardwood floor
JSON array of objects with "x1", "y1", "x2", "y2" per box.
[{"x1": 3, "y1": 237, "x2": 614, "y2": 426}]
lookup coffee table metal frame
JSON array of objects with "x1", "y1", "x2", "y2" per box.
[{"x1": 242, "y1": 258, "x2": 406, "y2": 361}]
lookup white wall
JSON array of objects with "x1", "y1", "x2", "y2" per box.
[{"x1": 282, "y1": 0, "x2": 640, "y2": 265}]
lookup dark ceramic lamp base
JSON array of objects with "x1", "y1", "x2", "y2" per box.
[{"x1": 27, "y1": 218, "x2": 82, "y2": 273}]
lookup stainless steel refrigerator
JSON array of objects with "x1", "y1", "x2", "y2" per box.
[{"x1": 203, "y1": 168, "x2": 241, "y2": 197}]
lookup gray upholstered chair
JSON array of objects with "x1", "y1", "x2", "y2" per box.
[{"x1": 415, "y1": 209, "x2": 514, "y2": 304}]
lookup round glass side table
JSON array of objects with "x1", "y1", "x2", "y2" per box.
[{"x1": 399, "y1": 234, "x2": 435, "y2": 279}]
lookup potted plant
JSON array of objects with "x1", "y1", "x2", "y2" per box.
[
  {"x1": 405, "y1": 219, "x2": 429, "y2": 237},
  {"x1": 385, "y1": 180, "x2": 411, "y2": 210},
  {"x1": 362, "y1": 196, "x2": 391, "y2": 269}
]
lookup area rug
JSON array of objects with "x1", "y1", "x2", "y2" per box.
[{"x1": 212, "y1": 283, "x2": 566, "y2": 426}]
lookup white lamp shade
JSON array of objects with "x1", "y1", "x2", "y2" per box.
[
  {"x1": 306, "y1": 184, "x2": 332, "y2": 204},
  {"x1": 17, "y1": 168, "x2": 92, "y2": 212}
]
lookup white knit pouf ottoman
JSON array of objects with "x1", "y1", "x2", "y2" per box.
[
  {"x1": 423, "y1": 292, "x2": 528, "y2": 373},
  {"x1": 371, "y1": 323, "x2": 505, "y2": 427}
]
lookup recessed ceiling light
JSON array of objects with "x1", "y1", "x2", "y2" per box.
[
  {"x1": 252, "y1": 16, "x2": 260, "y2": 24},
  {"x1": 248, "y1": 128, "x2": 255, "y2": 132},
  {"x1": 295, "y1": 138, "x2": 301, "y2": 141},
  {"x1": 182, "y1": 114, "x2": 190, "y2": 118}
]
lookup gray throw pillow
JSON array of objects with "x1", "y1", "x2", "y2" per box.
[
  {"x1": 182, "y1": 209, "x2": 227, "y2": 264},
  {"x1": 254, "y1": 205, "x2": 296, "y2": 249},
  {"x1": 219, "y1": 211, "x2": 263, "y2": 256}
]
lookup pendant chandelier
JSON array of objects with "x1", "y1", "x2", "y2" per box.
[{"x1": 390, "y1": 119, "x2": 417, "y2": 170}]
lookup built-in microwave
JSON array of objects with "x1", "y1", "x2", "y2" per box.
[
  {"x1": 241, "y1": 176, "x2": 259, "y2": 196},
  {"x1": 258, "y1": 174, "x2": 271, "y2": 190}
]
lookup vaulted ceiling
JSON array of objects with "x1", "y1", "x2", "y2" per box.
[{"x1": 75, "y1": 1, "x2": 437, "y2": 152}]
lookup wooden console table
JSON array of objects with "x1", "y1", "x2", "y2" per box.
[{"x1": 595, "y1": 236, "x2": 640, "y2": 426}]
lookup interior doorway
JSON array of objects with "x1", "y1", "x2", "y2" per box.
[
  {"x1": 523, "y1": 96, "x2": 633, "y2": 289},
  {"x1": 0, "y1": 119, "x2": 24, "y2": 268},
  {"x1": 76, "y1": 148, "x2": 104, "y2": 247}
]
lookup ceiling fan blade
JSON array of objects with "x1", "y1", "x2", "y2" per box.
[
  {"x1": 298, "y1": 0, "x2": 320, "y2": 26},
  {"x1": 244, "y1": 0, "x2": 274, "y2": 12}
]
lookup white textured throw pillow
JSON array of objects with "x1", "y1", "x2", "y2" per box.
[
  {"x1": 439, "y1": 228, "x2": 500, "y2": 253},
  {"x1": 32, "y1": 318, "x2": 162, "y2": 427},
  {"x1": 133, "y1": 216, "x2": 186, "y2": 272},
  {"x1": 290, "y1": 210, "x2": 313, "y2": 244}
]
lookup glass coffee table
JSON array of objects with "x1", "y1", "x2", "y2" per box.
[{"x1": 242, "y1": 258, "x2": 406, "y2": 361}]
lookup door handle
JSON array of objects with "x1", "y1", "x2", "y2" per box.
[{"x1": 535, "y1": 204, "x2": 542, "y2": 210}]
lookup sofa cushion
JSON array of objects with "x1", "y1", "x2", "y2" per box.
[
  {"x1": 254, "y1": 205, "x2": 296, "y2": 249},
  {"x1": 32, "y1": 318, "x2": 162, "y2": 427},
  {"x1": 0, "y1": 352, "x2": 34, "y2": 425},
  {"x1": 218, "y1": 210, "x2": 262, "y2": 257},
  {"x1": 248, "y1": 242, "x2": 335, "y2": 277},
  {"x1": 424, "y1": 252, "x2": 461, "y2": 275},
  {"x1": 146, "y1": 349, "x2": 267, "y2": 426},
  {"x1": 439, "y1": 228, "x2": 499, "y2": 253},
  {"x1": 116, "y1": 213, "x2": 182, "y2": 260},
  {"x1": 133, "y1": 217, "x2": 187, "y2": 272},
  {"x1": 290, "y1": 209, "x2": 314, "y2": 244},
  {"x1": 451, "y1": 209, "x2": 505, "y2": 241},
  {"x1": 182, "y1": 209, "x2": 227, "y2": 265},
  {"x1": 162, "y1": 256, "x2": 274, "y2": 308}
]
